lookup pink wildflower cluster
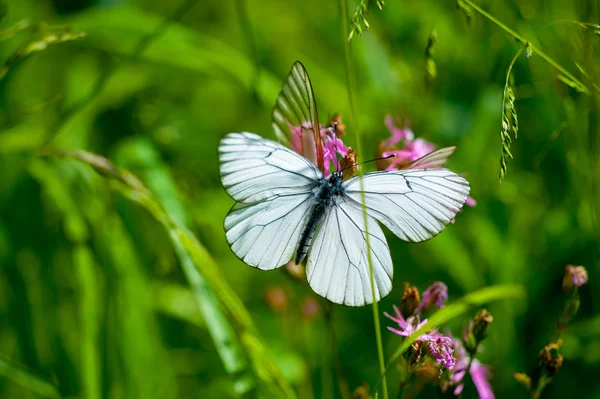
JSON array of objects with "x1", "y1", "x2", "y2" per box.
[
  {"x1": 385, "y1": 282, "x2": 495, "y2": 398},
  {"x1": 381, "y1": 116, "x2": 436, "y2": 169},
  {"x1": 384, "y1": 303, "x2": 455, "y2": 372},
  {"x1": 289, "y1": 122, "x2": 348, "y2": 176}
]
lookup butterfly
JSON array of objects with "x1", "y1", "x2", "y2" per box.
[{"x1": 219, "y1": 61, "x2": 470, "y2": 306}]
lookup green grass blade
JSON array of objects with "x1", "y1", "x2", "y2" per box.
[
  {"x1": 0, "y1": 356, "x2": 60, "y2": 398},
  {"x1": 44, "y1": 148, "x2": 296, "y2": 398}
]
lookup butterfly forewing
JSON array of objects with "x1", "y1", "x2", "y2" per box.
[
  {"x1": 219, "y1": 132, "x2": 322, "y2": 203},
  {"x1": 272, "y1": 61, "x2": 325, "y2": 172},
  {"x1": 220, "y1": 133, "x2": 323, "y2": 269}
]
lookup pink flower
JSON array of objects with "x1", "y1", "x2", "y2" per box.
[
  {"x1": 565, "y1": 265, "x2": 588, "y2": 287},
  {"x1": 424, "y1": 334, "x2": 456, "y2": 372},
  {"x1": 384, "y1": 115, "x2": 414, "y2": 146},
  {"x1": 384, "y1": 305, "x2": 428, "y2": 337},
  {"x1": 443, "y1": 336, "x2": 495, "y2": 398},
  {"x1": 383, "y1": 138, "x2": 436, "y2": 171},
  {"x1": 289, "y1": 123, "x2": 348, "y2": 176},
  {"x1": 415, "y1": 282, "x2": 448, "y2": 313},
  {"x1": 470, "y1": 359, "x2": 495, "y2": 399},
  {"x1": 385, "y1": 305, "x2": 456, "y2": 372}
]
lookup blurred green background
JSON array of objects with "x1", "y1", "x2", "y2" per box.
[{"x1": 0, "y1": 0, "x2": 598, "y2": 398}]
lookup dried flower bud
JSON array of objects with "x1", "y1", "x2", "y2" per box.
[
  {"x1": 513, "y1": 372, "x2": 531, "y2": 389},
  {"x1": 352, "y1": 383, "x2": 371, "y2": 399},
  {"x1": 410, "y1": 340, "x2": 424, "y2": 367},
  {"x1": 340, "y1": 147, "x2": 357, "y2": 179},
  {"x1": 416, "y1": 282, "x2": 448, "y2": 313},
  {"x1": 327, "y1": 113, "x2": 346, "y2": 137},
  {"x1": 462, "y1": 320, "x2": 477, "y2": 354},
  {"x1": 375, "y1": 141, "x2": 395, "y2": 171},
  {"x1": 472, "y1": 308, "x2": 493, "y2": 343},
  {"x1": 400, "y1": 283, "x2": 421, "y2": 318},
  {"x1": 265, "y1": 287, "x2": 288, "y2": 313},
  {"x1": 539, "y1": 340, "x2": 563, "y2": 377},
  {"x1": 563, "y1": 265, "x2": 588, "y2": 294}
]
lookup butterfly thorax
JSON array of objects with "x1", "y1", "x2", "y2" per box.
[{"x1": 294, "y1": 171, "x2": 344, "y2": 264}]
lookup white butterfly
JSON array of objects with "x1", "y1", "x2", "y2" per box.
[{"x1": 219, "y1": 62, "x2": 470, "y2": 306}]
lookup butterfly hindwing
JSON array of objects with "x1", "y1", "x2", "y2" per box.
[
  {"x1": 306, "y1": 199, "x2": 393, "y2": 306},
  {"x1": 225, "y1": 195, "x2": 314, "y2": 270}
]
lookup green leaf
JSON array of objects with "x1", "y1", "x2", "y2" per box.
[
  {"x1": 0, "y1": 356, "x2": 60, "y2": 398},
  {"x1": 557, "y1": 74, "x2": 590, "y2": 94}
]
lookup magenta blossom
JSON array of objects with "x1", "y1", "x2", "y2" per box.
[
  {"x1": 416, "y1": 282, "x2": 448, "y2": 314},
  {"x1": 384, "y1": 305, "x2": 455, "y2": 372},
  {"x1": 565, "y1": 265, "x2": 588, "y2": 287},
  {"x1": 470, "y1": 360, "x2": 494, "y2": 399},
  {"x1": 444, "y1": 336, "x2": 495, "y2": 398},
  {"x1": 384, "y1": 305, "x2": 428, "y2": 337},
  {"x1": 384, "y1": 115, "x2": 414, "y2": 146},
  {"x1": 289, "y1": 123, "x2": 348, "y2": 176}
]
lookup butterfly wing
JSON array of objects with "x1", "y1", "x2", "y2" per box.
[
  {"x1": 220, "y1": 132, "x2": 323, "y2": 270},
  {"x1": 225, "y1": 195, "x2": 314, "y2": 270},
  {"x1": 399, "y1": 146, "x2": 456, "y2": 170},
  {"x1": 342, "y1": 169, "x2": 470, "y2": 243},
  {"x1": 305, "y1": 200, "x2": 393, "y2": 306},
  {"x1": 219, "y1": 132, "x2": 322, "y2": 203},
  {"x1": 272, "y1": 61, "x2": 325, "y2": 172}
]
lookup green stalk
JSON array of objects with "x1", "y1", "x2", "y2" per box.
[
  {"x1": 338, "y1": 0, "x2": 388, "y2": 398},
  {"x1": 462, "y1": 0, "x2": 590, "y2": 94}
]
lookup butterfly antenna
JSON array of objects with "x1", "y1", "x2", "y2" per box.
[{"x1": 339, "y1": 154, "x2": 396, "y2": 173}]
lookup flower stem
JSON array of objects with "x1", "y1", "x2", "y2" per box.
[
  {"x1": 338, "y1": 0, "x2": 388, "y2": 398},
  {"x1": 462, "y1": 0, "x2": 590, "y2": 94},
  {"x1": 324, "y1": 303, "x2": 352, "y2": 399}
]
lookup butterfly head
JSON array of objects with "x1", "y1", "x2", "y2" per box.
[{"x1": 327, "y1": 171, "x2": 345, "y2": 195}]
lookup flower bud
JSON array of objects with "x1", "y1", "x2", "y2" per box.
[
  {"x1": 513, "y1": 372, "x2": 531, "y2": 389},
  {"x1": 416, "y1": 282, "x2": 448, "y2": 313},
  {"x1": 538, "y1": 340, "x2": 563, "y2": 377},
  {"x1": 563, "y1": 265, "x2": 588, "y2": 295},
  {"x1": 340, "y1": 148, "x2": 357, "y2": 179},
  {"x1": 352, "y1": 383, "x2": 370, "y2": 399},
  {"x1": 400, "y1": 283, "x2": 421, "y2": 318},
  {"x1": 472, "y1": 308, "x2": 493, "y2": 343}
]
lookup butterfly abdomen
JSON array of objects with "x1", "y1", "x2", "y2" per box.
[
  {"x1": 295, "y1": 173, "x2": 343, "y2": 265},
  {"x1": 295, "y1": 201, "x2": 327, "y2": 264}
]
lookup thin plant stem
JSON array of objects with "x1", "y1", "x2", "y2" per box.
[
  {"x1": 462, "y1": 0, "x2": 590, "y2": 94},
  {"x1": 503, "y1": 46, "x2": 525, "y2": 109},
  {"x1": 324, "y1": 303, "x2": 352, "y2": 399},
  {"x1": 338, "y1": 0, "x2": 388, "y2": 398}
]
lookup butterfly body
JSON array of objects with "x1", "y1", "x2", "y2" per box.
[{"x1": 295, "y1": 171, "x2": 345, "y2": 264}]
